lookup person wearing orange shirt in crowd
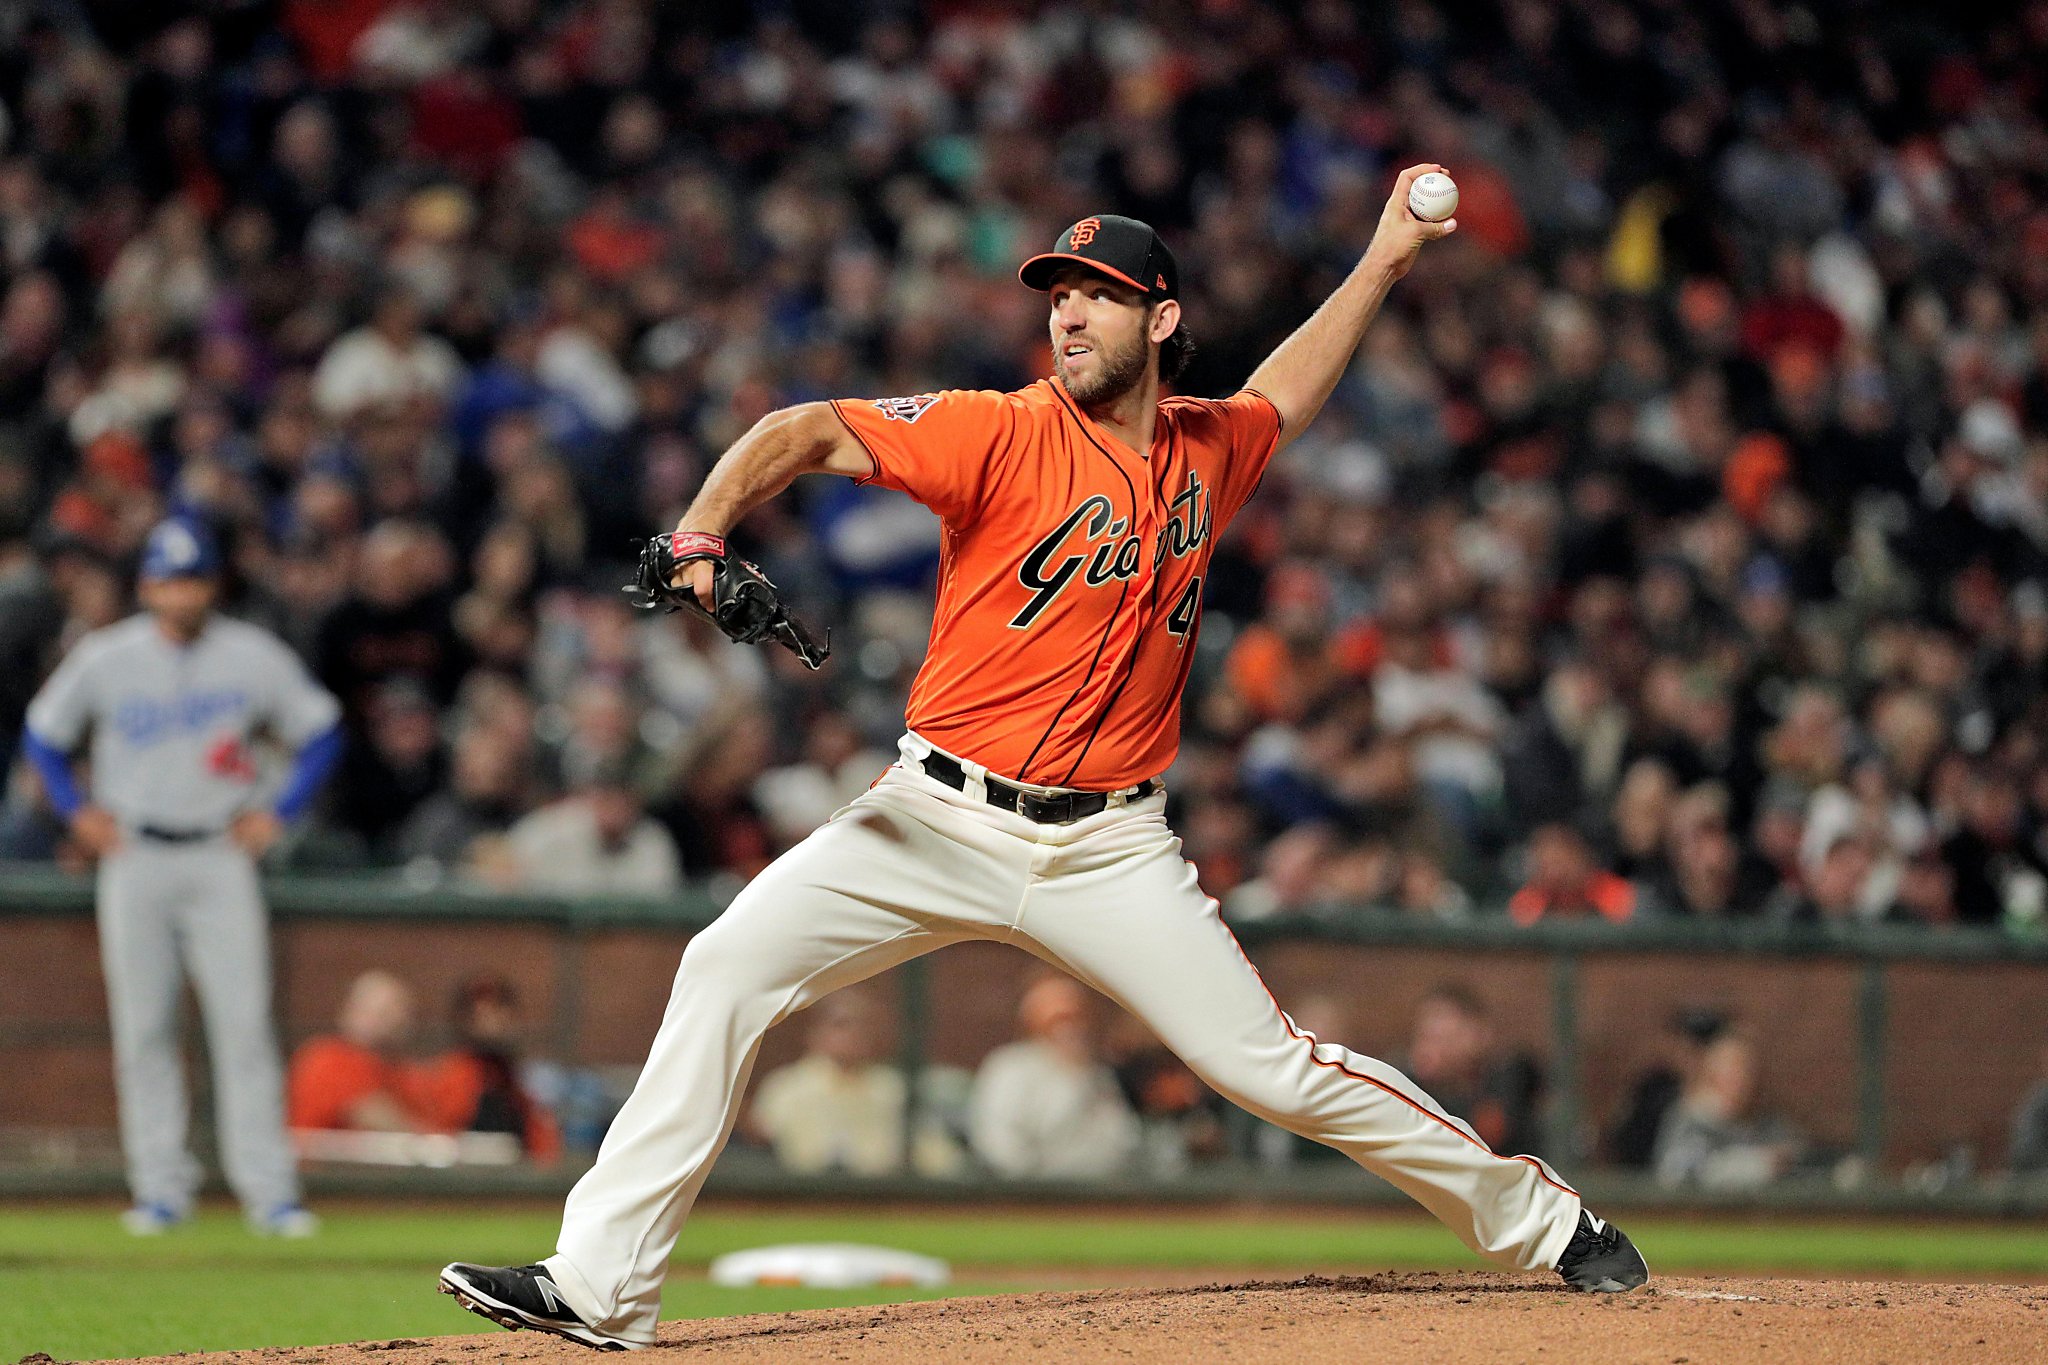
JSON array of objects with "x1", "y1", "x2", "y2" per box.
[
  {"x1": 1221, "y1": 563, "x2": 1352, "y2": 723},
  {"x1": 1224, "y1": 561, "x2": 1464, "y2": 728},
  {"x1": 1402, "y1": 984, "x2": 1545, "y2": 1159},
  {"x1": 1508, "y1": 822, "x2": 1639, "y2": 926},
  {"x1": 412, "y1": 974, "x2": 562, "y2": 1163},
  {"x1": 288, "y1": 970, "x2": 433, "y2": 1133}
]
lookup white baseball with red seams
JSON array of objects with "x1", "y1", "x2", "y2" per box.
[
  {"x1": 1408, "y1": 171, "x2": 1460, "y2": 223},
  {"x1": 538, "y1": 733, "x2": 1583, "y2": 1345}
]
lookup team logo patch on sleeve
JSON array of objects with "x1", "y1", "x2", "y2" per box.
[{"x1": 872, "y1": 394, "x2": 941, "y2": 423}]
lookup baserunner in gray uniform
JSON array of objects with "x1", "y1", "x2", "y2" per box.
[{"x1": 23, "y1": 518, "x2": 344, "y2": 1235}]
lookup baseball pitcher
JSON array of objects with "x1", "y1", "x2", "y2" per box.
[
  {"x1": 442, "y1": 165, "x2": 1647, "y2": 1350},
  {"x1": 23, "y1": 518, "x2": 345, "y2": 1235}
]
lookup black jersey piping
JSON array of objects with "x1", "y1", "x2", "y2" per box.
[
  {"x1": 1017, "y1": 381, "x2": 1143, "y2": 785},
  {"x1": 1045, "y1": 381, "x2": 1163, "y2": 787},
  {"x1": 1056, "y1": 446, "x2": 1178, "y2": 785}
]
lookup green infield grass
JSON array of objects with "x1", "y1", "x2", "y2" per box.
[{"x1": 6, "y1": 1202, "x2": 2048, "y2": 1361}]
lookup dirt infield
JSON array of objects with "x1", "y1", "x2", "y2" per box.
[{"x1": 107, "y1": 1272, "x2": 2047, "y2": 1365}]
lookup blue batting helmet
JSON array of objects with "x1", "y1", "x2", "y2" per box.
[{"x1": 139, "y1": 518, "x2": 222, "y2": 581}]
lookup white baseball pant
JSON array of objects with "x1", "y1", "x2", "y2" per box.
[
  {"x1": 545, "y1": 735, "x2": 1581, "y2": 1342},
  {"x1": 97, "y1": 837, "x2": 300, "y2": 1215}
]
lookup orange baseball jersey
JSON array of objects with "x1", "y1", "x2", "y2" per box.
[{"x1": 829, "y1": 378, "x2": 1282, "y2": 790}]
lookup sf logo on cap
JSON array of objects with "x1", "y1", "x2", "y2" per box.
[{"x1": 1068, "y1": 217, "x2": 1102, "y2": 247}]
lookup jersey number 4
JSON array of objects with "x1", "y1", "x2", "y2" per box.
[{"x1": 1166, "y1": 576, "x2": 1202, "y2": 644}]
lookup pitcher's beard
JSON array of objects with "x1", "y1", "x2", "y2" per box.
[{"x1": 1054, "y1": 332, "x2": 1149, "y2": 406}]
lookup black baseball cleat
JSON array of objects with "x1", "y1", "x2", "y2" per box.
[
  {"x1": 1555, "y1": 1210, "x2": 1650, "y2": 1292},
  {"x1": 438, "y1": 1262, "x2": 643, "y2": 1351}
]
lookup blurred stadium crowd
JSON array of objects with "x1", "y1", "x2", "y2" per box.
[{"x1": 1, "y1": 0, "x2": 2046, "y2": 931}]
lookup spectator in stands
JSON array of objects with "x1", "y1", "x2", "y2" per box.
[
  {"x1": 1654, "y1": 791, "x2": 1750, "y2": 918},
  {"x1": 398, "y1": 718, "x2": 535, "y2": 869},
  {"x1": 1224, "y1": 824, "x2": 1338, "y2": 922},
  {"x1": 655, "y1": 708, "x2": 777, "y2": 878},
  {"x1": 1400, "y1": 984, "x2": 1544, "y2": 1159},
  {"x1": 1316, "y1": 837, "x2": 1401, "y2": 913},
  {"x1": 451, "y1": 523, "x2": 540, "y2": 676},
  {"x1": 1941, "y1": 768, "x2": 2048, "y2": 928},
  {"x1": 312, "y1": 284, "x2": 463, "y2": 421},
  {"x1": 499, "y1": 757, "x2": 681, "y2": 896},
  {"x1": 2009, "y1": 1039, "x2": 2048, "y2": 1176},
  {"x1": 1175, "y1": 790, "x2": 1262, "y2": 899},
  {"x1": 1508, "y1": 822, "x2": 1638, "y2": 926},
  {"x1": 747, "y1": 987, "x2": 959, "y2": 1178},
  {"x1": 313, "y1": 521, "x2": 465, "y2": 721},
  {"x1": 1800, "y1": 752, "x2": 1930, "y2": 921},
  {"x1": 0, "y1": 505, "x2": 62, "y2": 772},
  {"x1": 636, "y1": 605, "x2": 771, "y2": 758},
  {"x1": 329, "y1": 678, "x2": 447, "y2": 856},
  {"x1": 1106, "y1": 1012, "x2": 1228, "y2": 1175},
  {"x1": 1373, "y1": 610, "x2": 1507, "y2": 840},
  {"x1": 1221, "y1": 563, "x2": 1350, "y2": 725},
  {"x1": 1891, "y1": 849, "x2": 1962, "y2": 927},
  {"x1": 1605, "y1": 1007, "x2": 1727, "y2": 1170},
  {"x1": 1499, "y1": 658, "x2": 1628, "y2": 840},
  {"x1": 1238, "y1": 701, "x2": 1380, "y2": 831},
  {"x1": 752, "y1": 711, "x2": 894, "y2": 848},
  {"x1": 1748, "y1": 781, "x2": 1810, "y2": 902},
  {"x1": 1606, "y1": 758, "x2": 1679, "y2": 884},
  {"x1": 1393, "y1": 849, "x2": 1475, "y2": 920},
  {"x1": 4, "y1": 0, "x2": 2048, "y2": 946},
  {"x1": 1764, "y1": 830, "x2": 1881, "y2": 925},
  {"x1": 1653, "y1": 1034, "x2": 1807, "y2": 1190},
  {"x1": 413, "y1": 974, "x2": 561, "y2": 1164},
  {"x1": 540, "y1": 676, "x2": 658, "y2": 796},
  {"x1": 1759, "y1": 687, "x2": 1852, "y2": 812},
  {"x1": 287, "y1": 971, "x2": 430, "y2": 1134},
  {"x1": 969, "y1": 976, "x2": 1140, "y2": 1180}
]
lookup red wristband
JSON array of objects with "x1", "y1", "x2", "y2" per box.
[{"x1": 668, "y1": 531, "x2": 727, "y2": 561}]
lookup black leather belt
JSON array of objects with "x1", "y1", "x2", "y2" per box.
[
  {"x1": 917, "y1": 750, "x2": 1160, "y2": 825},
  {"x1": 137, "y1": 824, "x2": 221, "y2": 844}
]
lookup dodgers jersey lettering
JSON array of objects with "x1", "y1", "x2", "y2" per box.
[
  {"x1": 26, "y1": 615, "x2": 341, "y2": 829},
  {"x1": 830, "y1": 378, "x2": 1281, "y2": 789}
]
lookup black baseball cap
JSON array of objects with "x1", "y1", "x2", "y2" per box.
[{"x1": 1018, "y1": 215, "x2": 1178, "y2": 301}]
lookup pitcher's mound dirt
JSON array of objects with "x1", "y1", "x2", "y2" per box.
[{"x1": 116, "y1": 1273, "x2": 2046, "y2": 1365}]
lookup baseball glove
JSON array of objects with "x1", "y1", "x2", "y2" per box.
[{"x1": 623, "y1": 531, "x2": 831, "y2": 670}]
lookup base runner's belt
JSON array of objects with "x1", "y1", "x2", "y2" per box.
[
  {"x1": 137, "y1": 824, "x2": 223, "y2": 844},
  {"x1": 917, "y1": 750, "x2": 1160, "y2": 825}
]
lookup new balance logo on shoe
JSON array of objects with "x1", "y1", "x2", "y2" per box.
[{"x1": 438, "y1": 1262, "x2": 643, "y2": 1351}]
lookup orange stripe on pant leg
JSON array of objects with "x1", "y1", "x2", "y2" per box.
[{"x1": 1214, "y1": 917, "x2": 1581, "y2": 1201}]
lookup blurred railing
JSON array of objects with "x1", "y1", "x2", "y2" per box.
[{"x1": 6, "y1": 863, "x2": 2048, "y2": 1204}]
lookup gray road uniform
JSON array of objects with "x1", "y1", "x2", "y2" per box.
[{"x1": 25, "y1": 614, "x2": 341, "y2": 1217}]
